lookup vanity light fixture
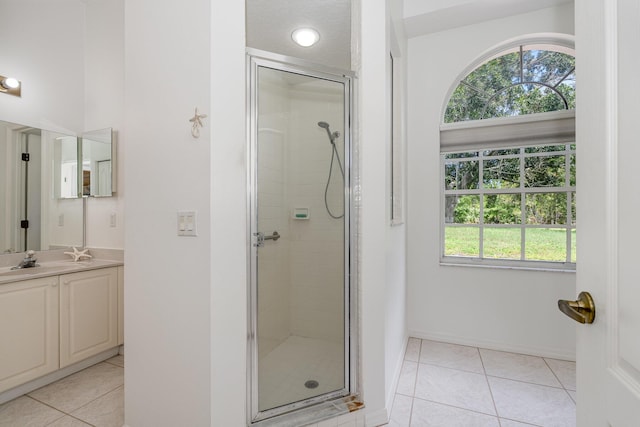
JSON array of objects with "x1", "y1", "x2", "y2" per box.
[
  {"x1": 0, "y1": 74, "x2": 21, "y2": 97},
  {"x1": 291, "y1": 28, "x2": 320, "y2": 47}
]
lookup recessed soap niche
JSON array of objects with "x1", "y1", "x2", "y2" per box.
[{"x1": 292, "y1": 207, "x2": 310, "y2": 220}]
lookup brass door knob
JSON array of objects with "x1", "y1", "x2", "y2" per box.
[{"x1": 558, "y1": 291, "x2": 596, "y2": 324}]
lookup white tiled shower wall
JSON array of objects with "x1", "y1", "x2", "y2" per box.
[
  {"x1": 258, "y1": 73, "x2": 292, "y2": 358},
  {"x1": 288, "y1": 81, "x2": 345, "y2": 344},
  {"x1": 257, "y1": 70, "x2": 346, "y2": 356}
]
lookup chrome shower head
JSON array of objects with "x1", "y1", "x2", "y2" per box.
[{"x1": 318, "y1": 121, "x2": 335, "y2": 144}]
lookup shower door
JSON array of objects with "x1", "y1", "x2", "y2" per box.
[{"x1": 248, "y1": 53, "x2": 354, "y2": 423}]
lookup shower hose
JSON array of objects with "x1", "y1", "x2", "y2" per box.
[{"x1": 324, "y1": 141, "x2": 345, "y2": 219}]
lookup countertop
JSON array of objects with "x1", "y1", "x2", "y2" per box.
[{"x1": 0, "y1": 248, "x2": 124, "y2": 285}]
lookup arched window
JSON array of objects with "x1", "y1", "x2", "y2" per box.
[
  {"x1": 440, "y1": 41, "x2": 576, "y2": 270},
  {"x1": 445, "y1": 45, "x2": 575, "y2": 123}
]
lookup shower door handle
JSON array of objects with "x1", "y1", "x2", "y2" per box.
[{"x1": 263, "y1": 231, "x2": 280, "y2": 242}]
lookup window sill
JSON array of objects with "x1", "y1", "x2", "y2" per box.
[{"x1": 440, "y1": 257, "x2": 576, "y2": 273}]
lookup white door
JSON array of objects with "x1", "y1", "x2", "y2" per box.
[{"x1": 575, "y1": 1, "x2": 640, "y2": 425}]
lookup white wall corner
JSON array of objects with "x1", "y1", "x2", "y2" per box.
[
  {"x1": 386, "y1": 334, "x2": 409, "y2": 414},
  {"x1": 359, "y1": 0, "x2": 391, "y2": 415},
  {"x1": 210, "y1": 1, "x2": 248, "y2": 426}
]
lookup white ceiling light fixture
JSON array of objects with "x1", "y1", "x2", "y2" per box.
[
  {"x1": 2, "y1": 77, "x2": 19, "y2": 89},
  {"x1": 291, "y1": 28, "x2": 320, "y2": 47},
  {"x1": 0, "y1": 74, "x2": 21, "y2": 97}
]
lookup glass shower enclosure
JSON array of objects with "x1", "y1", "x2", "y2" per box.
[{"x1": 248, "y1": 51, "x2": 354, "y2": 423}]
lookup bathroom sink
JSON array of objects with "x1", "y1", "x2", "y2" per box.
[
  {"x1": 0, "y1": 264, "x2": 77, "y2": 277},
  {"x1": 0, "y1": 264, "x2": 80, "y2": 282}
]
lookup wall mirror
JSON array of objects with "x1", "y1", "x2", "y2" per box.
[
  {"x1": 54, "y1": 134, "x2": 81, "y2": 199},
  {"x1": 81, "y1": 128, "x2": 114, "y2": 197},
  {"x1": 1, "y1": 120, "x2": 84, "y2": 253}
]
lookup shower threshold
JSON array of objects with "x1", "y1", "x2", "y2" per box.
[{"x1": 252, "y1": 394, "x2": 363, "y2": 427}]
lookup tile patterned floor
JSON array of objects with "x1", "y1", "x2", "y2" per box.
[
  {"x1": 388, "y1": 338, "x2": 576, "y2": 427},
  {"x1": 0, "y1": 340, "x2": 575, "y2": 427},
  {"x1": 0, "y1": 355, "x2": 124, "y2": 427}
]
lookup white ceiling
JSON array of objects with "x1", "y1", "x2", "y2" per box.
[
  {"x1": 403, "y1": 0, "x2": 574, "y2": 38},
  {"x1": 245, "y1": 0, "x2": 573, "y2": 69},
  {"x1": 246, "y1": 0, "x2": 352, "y2": 70}
]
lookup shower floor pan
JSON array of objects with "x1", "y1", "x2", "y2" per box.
[{"x1": 258, "y1": 335, "x2": 345, "y2": 412}]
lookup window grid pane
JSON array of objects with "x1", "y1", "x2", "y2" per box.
[
  {"x1": 442, "y1": 143, "x2": 576, "y2": 266},
  {"x1": 445, "y1": 195, "x2": 481, "y2": 224},
  {"x1": 445, "y1": 226, "x2": 480, "y2": 257},
  {"x1": 524, "y1": 228, "x2": 567, "y2": 262},
  {"x1": 483, "y1": 227, "x2": 521, "y2": 260},
  {"x1": 483, "y1": 158, "x2": 520, "y2": 188}
]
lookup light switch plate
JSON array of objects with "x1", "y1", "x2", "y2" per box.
[{"x1": 177, "y1": 211, "x2": 197, "y2": 236}]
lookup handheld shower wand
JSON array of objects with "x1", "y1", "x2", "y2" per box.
[
  {"x1": 317, "y1": 121, "x2": 345, "y2": 219},
  {"x1": 317, "y1": 121, "x2": 341, "y2": 145}
]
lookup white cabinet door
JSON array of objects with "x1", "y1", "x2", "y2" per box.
[
  {"x1": 0, "y1": 277, "x2": 59, "y2": 393},
  {"x1": 60, "y1": 267, "x2": 118, "y2": 368},
  {"x1": 576, "y1": 1, "x2": 640, "y2": 425}
]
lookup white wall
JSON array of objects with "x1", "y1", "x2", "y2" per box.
[
  {"x1": 123, "y1": 0, "x2": 212, "y2": 425},
  {"x1": 406, "y1": 3, "x2": 577, "y2": 360},
  {"x1": 0, "y1": 0, "x2": 85, "y2": 133},
  {"x1": 210, "y1": 1, "x2": 247, "y2": 425},
  {"x1": 84, "y1": 0, "x2": 125, "y2": 250},
  {"x1": 358, "y1": 0, "x2": 408, "y2": 423},
  {"x1": 384, "y1": 0, "x2": 408, "y2": 412}
]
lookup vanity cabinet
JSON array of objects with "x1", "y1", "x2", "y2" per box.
[
  {"x1": 117, "y1": 266, "x2": 124, "y2": 346},
  {"x1": 0, "y1": 277, "x2": 59, "y2": 392},
  {"x1": 59, "y1": 267, "x2": 118, "y2": 368}
]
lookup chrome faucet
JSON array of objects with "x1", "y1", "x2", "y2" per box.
[{"x1": 11, "y1": 250, "x2": 39, "y2": 270}]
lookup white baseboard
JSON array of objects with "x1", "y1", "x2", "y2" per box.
[
  {"x1": 408, "y1": 330, "x2": 575, "y2": 361},
  {"x1": 386, "y1": 334, "x2": 408, "y2": 413},
  {"x1": 365, "y1": 407, "x2": 390, "y2": 427}
]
